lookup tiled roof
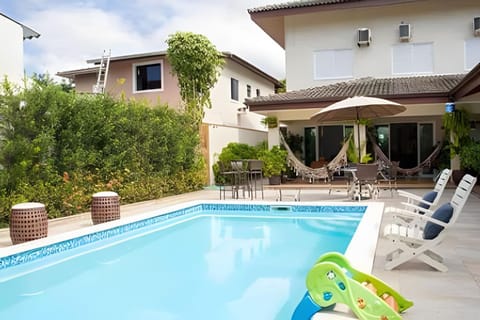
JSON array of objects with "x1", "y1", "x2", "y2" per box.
[
  {"x1": 248, "y1": 0, "x2": 365, "y2": 13},
  {"x1": 246, "y1": 75, "x2": 465, "y2": 105}
]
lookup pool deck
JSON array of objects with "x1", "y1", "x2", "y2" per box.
[{"x1": 0, "y1": 185, "x2": 479, "y2": 319}]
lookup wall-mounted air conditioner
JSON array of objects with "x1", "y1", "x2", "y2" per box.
[
  {"x1": 474, "y1": 17, "x2": 480, "y2": 36},
  {"x1": 399, "y1": 23, "x2": 411, "y2": 41},
  {"x1": 357, "y1": 28, "x2": 371, "y2": 46}
]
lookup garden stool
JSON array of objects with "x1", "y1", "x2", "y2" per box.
[
  {"x1": 10, "y1": 202, "x2": 48, "y2": 245},
  {"x1": 91, "y1": 191, "x2": 120, "y2": 225}
]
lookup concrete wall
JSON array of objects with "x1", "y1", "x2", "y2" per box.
[
  {"x1": 285, "y1": 0, "x2": 480, "y2": 90},
  {"x1": 0, "y1": 16, "x2": 24, "y2": 85},
  {"x1": 208, "y1": 124, "x2": 267, "y2": 185}
]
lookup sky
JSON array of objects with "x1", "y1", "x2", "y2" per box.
[{"x1": 1, "y1": 0, "x2": 286, "y2": 80}]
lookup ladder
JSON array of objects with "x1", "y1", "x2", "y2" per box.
[{"x1": 93, "y1": 49, "x2": 111, "y2": 94}]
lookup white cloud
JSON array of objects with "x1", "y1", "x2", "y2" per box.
[{"x1": 21, "y1": 0, "x2": 285, "y2": 79}]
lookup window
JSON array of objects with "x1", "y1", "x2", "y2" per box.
[
  {"x1": 465, "y1": 38, "x2": 480, "y2": 70},
  {"x1": 313, "y1": 49, "x2": 353, "y2": 80},
  {"x1": 256, "y1": 88, "x2": 261, "y2": 97},
  {"x1": 247, "y1": 84, "x2": 251, "y2": 97},
  {"x1": 392, "y1": 43, "x2": 433, "y2": 75},
  {"x1": 231, "y1": 78, "x2": 239, "y2": 101},
  {"x1": 134, "y1": 61, "x2": 162, "y2": 92}
]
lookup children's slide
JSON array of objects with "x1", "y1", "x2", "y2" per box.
[{"x1": 292, "y1": 252, "x2": 413, "y2": 320}]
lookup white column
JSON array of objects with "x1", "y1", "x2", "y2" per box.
[{"x1": 268, "y1": 127, "x2": 280, "y2": 148}]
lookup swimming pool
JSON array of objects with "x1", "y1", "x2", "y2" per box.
[{"x1": 0, "y1": 201, "x2": 384, "y2": 319}]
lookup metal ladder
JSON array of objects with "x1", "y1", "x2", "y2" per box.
[{"x1": 93, "y1": 49, "x2": 111, "y2": 93}]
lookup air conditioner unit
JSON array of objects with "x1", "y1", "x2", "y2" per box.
[
  {"x1": 474, "y1": 17, "x2": 480, "y2": 36},
  {"x1": 357, "y1": 28, "x2": 371, "y2": 46},
  {"x1": 399, "y1": 23, "x2": 411, "y2": 41}
]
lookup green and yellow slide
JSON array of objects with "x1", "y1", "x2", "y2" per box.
[{"x1": 292, "y1": 252, "x2": 413, "y2": 320}]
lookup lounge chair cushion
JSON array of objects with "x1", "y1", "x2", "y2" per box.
[
  {"x1": 423, "y1": 202, "x2": 453, "y2": 240},
  {"x1": 417, "y1": 191, "x2": 438, "y2": 211}
]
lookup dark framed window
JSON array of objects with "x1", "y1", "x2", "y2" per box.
[
  {"x1": 231, "y1": 78, "x2": 239, "y2": 101},
  {"x1": 135, "y1": 62, "x2": 162, "y2": 91},
  {"x1": 247, "y1": 84, "x2": 251, "y2": 97},
  {"x1": 256, "y1": 88, "x2": 261, "y2": 97}
]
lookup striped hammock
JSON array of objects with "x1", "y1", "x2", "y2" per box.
[
  {"x1": 280, "y1": 132, "x2": 350, "y2": 182},
  {"x1": 367, "y1": 131, "x2": 443, "y2": 176}
]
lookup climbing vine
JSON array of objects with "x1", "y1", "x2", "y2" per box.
[{"x1": 166, "y1": 32, "x2": 224, "y2": 127}]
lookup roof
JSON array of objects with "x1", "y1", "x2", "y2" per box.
[
  {"x1": 60, "y1": 51, "x2": 282, "y2": 87},
  {"x1": 56, "y1": 67, "x2": 99, "y2": 79},
  {"x1": 450, "y1": 63, "x2": 480, "y2": 100},
  {"x1": 248, "y1": 0, "x2": 417, "y2": 13},
  {"x1": 245, "y1": 74, "x2": 465, "y2": 110},
  {"x1": 248, "y1": 0, "x2": 419, "y2": 47},
  {"x1": 0, "y1": 13, "x2": 40, "y2": 40}
]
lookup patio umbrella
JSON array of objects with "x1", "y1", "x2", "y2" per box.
[{"x1": 310, "y1": 96, "x2": 406, "y2": 162}]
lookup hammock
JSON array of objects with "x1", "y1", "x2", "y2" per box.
[
  {"x1": 367, "y1": 131, "x2": 443, "y2": 176},
  {"x1": 280, "y1": 133, "x2": 350, "y2": 182}
]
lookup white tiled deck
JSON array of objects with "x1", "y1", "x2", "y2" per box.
[{"x1": 0, "y1": 186, "x2": 479, "y2": 319}]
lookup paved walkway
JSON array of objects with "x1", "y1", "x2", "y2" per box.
[{"x1": 1, "y1": 186, "x2": 479, "y2": 319}]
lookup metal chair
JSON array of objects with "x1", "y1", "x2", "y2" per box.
[
  {"x1": 247, "y1": 159, "x2": 264, "y2": 199},
  {"x1": 354, "y1": 163, "x2": 380, "y2": 200},
  {"x1": 378, "y1": 161, "x2": 399, "y2": 197},
  {"x1": 231, "y1": 160, "x2": 250, "y2": 199},
  {"x1": 217, "y1": 162, "x2": 236, "y2": 199}
]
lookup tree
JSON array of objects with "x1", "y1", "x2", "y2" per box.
[{"x1": 166, "y1": 32, "x2": 224, "y2": 127}]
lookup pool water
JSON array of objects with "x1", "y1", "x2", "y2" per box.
[{"x1": 0, "y1": 211, "x2": 362, "y2": 319}]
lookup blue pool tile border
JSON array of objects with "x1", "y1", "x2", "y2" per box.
[{"x1": 0, "y1": 203, "x2": 366, "y2": 271}]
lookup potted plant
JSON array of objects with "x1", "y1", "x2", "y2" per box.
[
  {"x1": 258, "y1": 145, "x2": 288, "y2": 184},
  {"x1": 442, "y1": 108, "x2": 471, "y2": 184},
  {"x1": 261, "y1": 116, "x2": 278, "y2": 129},
  {"x1": 459, "y1": 140, "x2": 480, "y2": 181}
]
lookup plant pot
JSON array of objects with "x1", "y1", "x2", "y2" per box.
[
  {"x1": 268, "y1": 175, "x2": 281, "y2": 185},
  {"x1": 451, "y1": 170, "x2": 465, "y2": 186}
]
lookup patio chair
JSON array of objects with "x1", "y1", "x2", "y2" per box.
[
  {"x1": 353, "y1": 163, "x2": 379, "y2": 200},
  {"x1": 217, "y1": 161, "x2": 236, "y2": 199},
  {"x1": 377, "y1": 161, "x2": 399, "y2": 197},
  {"x1": 247, "y1": 159, "x2": 264, "y2": 200},
  {"x1": 383, "y1": 173, "x2": 477, "y2": 272},
  {"x1": 397, "y1": 168, "x2": 452, "y2": 211}
]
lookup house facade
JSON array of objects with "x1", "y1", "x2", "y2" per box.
[
  {"x1": 246, "y1": 0, "x2": 480, "y2": 174},
  {"x1": 0, "y1": 13, "x2": 40, "y2": 85},
  {"x1": 58, "y1": 51, "x2": 281, "y2": 184}
]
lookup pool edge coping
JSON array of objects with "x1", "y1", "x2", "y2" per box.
[{"x1": 0, "y1": 200, "x2": 381, "y2": 274}]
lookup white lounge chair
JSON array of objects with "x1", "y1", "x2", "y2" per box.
[
  {"x1": 383, "y1": 173, "x2": 477, "y2": 272},
  {"x1": 397, "y1": 168, "x2": 452, "y2": 210}
]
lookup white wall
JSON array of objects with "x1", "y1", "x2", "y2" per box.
[
  {"x1": 204, "y1": 57, "x2": 277, "y2": 185},
  {"x1": 0, "y1": 16, "x2": 24, "y2": 85},
  {"x1": 284, "y1": 0, "x2": 480, "y2": 90},
  {"x1": 205, "y1": 58, "x2": 274, "y2": 131},
  {"x1": 208, "y1": 124, "x2": 267, "y2": 185}
]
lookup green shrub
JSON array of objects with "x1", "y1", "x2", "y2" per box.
[
  {"x1": 460, "y1": 140, "x2": 480, "y2": 175},
  {"x1": 0, "y1": 78, "x2": 204, "y2": 226}
]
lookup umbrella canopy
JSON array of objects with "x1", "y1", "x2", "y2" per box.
[
  {"x1": 310, "y1": 96, "x2": 406, "y2": 122},
  {"x1": 310, "y1": 96, "x2": 406, "y2": 163}
]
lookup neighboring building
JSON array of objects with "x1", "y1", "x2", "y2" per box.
[
  {"x1": 246, "y1": 0, "x2": 480, "y2": 174},
  {"x1": 57, "y1": 51, "x2": 281, "y2": 184},
  {"x1": 0, "y1": 13, "x2": 40, "y2": 85}
]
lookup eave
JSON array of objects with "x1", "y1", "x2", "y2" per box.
[{"x1": 248, "y1": 0, "x2": 420, "y2": 48}]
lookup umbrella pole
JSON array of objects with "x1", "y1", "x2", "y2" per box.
[
  {"x1": 356, "y1": 108, "x2": 361, "y2": 163},
  {"x1": 356, "y1": 108, "x2": 363, "y2": 199}
]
